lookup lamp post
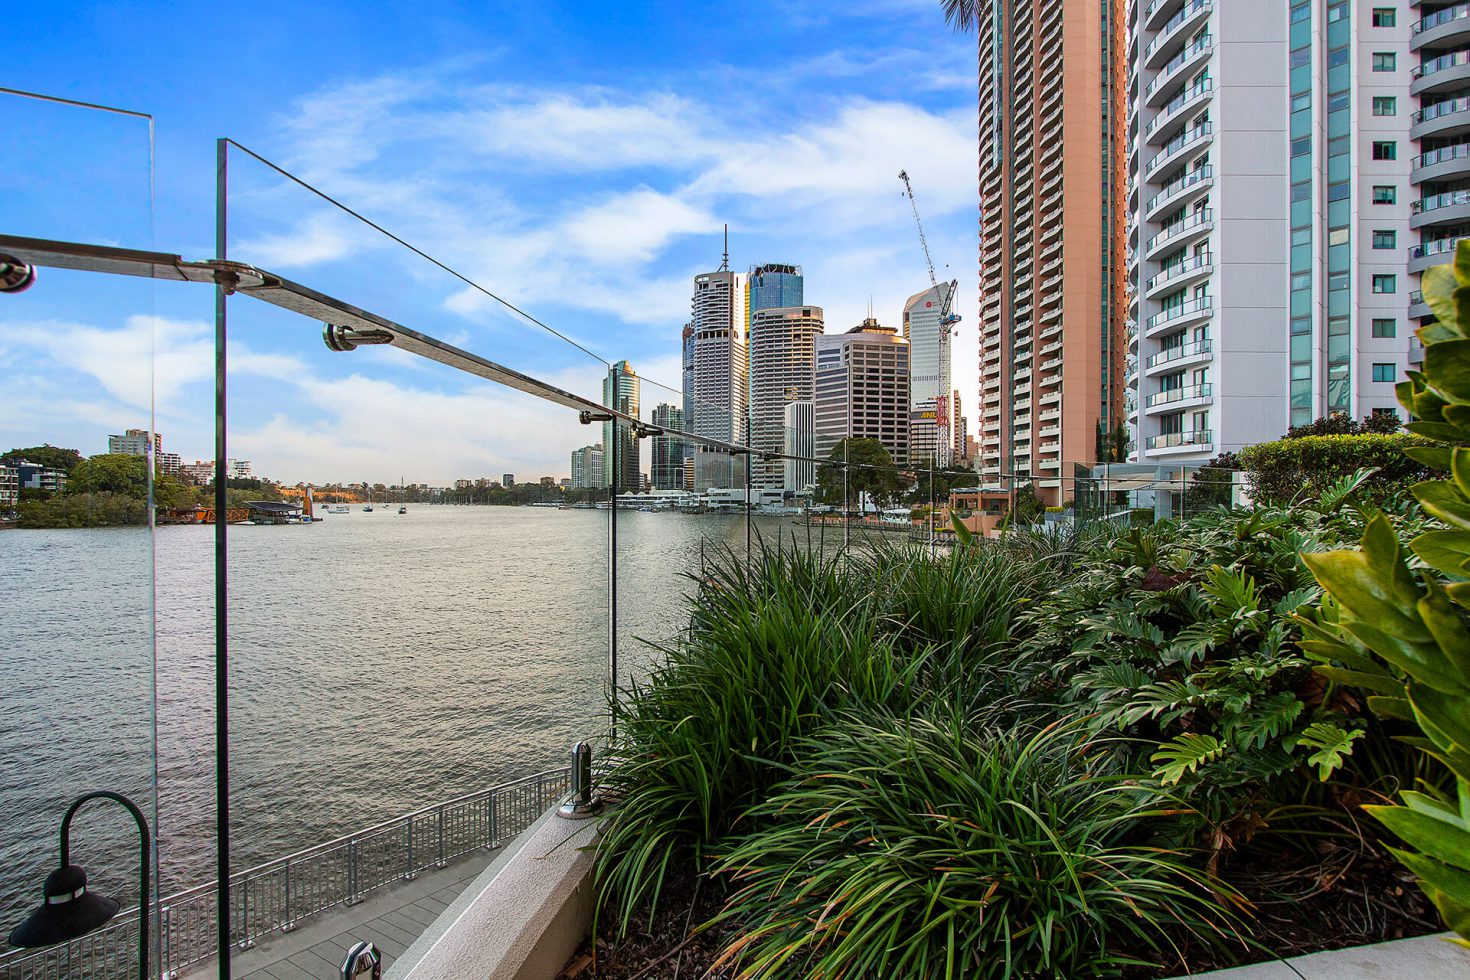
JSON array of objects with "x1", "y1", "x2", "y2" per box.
[{"x1": 9, "y1": 791, "x2": 151, "y2": 980}]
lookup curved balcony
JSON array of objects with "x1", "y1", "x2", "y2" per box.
[
  {"x1": 1409, "y1": 289, "x2": 1432, "y2": 319},
  {"x1": 1144, "y1": 35, "x2": 1213, "y2": 107},
  {"x1": 1411, "y1": 3, "x2": 1470, "y2": 53},
  {"x1": 1145, "y1": 382, "x2": 1212, "y2": 414},
  {"x1": 1145, "y1": 297, "x2": 1213, "y2": 337},
  {"x1": 1412, "y1": 188, "x2": 1470, "y2": 230},
  {"x1": 1412, "y1": 50, "x2": 1470, "y2": 98},
  {"x1": 1144, "y1": 209, "x2": 1214, "y2": 260},
  {"x1": 1411, "y1": 95, "x2": 1470, "y2": 141},
  {"x1": 1147, "y1": 429, "x2": 1213, "y2": 453},
  {"x1": 1145, "y1": 165, "x2": 1213, "y2": 221},
  {"x1": 1145, "y1": 337, "x2": 1212, "y2": 375},
  {"x1": 1411, "y1": 141, "x2": 1470, "y2": 184},
  {"x1": 1145, "y1": 78, "x2": 1213, "y2": 146},
  {"x1": 1410, "y1": 235, "x2": 1470, "y2": 273},
  {"x1": 1146, "y1": 123, "x2": 1212, "y2": 183},
  {"x1": 1144, "y1": 251, "x2": 1213, "y2": 298},
  {"x1": 1143, "y1": 0, "x2": 1213, "y2": 70},
  {"x1": 1143, "y1": 0, "x2": 1187, "y2": 33}
]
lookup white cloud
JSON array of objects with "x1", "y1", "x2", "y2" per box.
[
  {"x1": 560, "y1": 187, "x2": 717, "y2": 263},
  {"x1": 235, "y1": 211, "x2": 365, "y2": 269}
]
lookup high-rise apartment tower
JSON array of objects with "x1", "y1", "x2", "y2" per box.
[
  {"x1": 976, "y1": 0, "x2": 1128, "y2": 503},
  {"x1": 602, "y1": 360, "x2": 640, "y2": 492},
  {"x1": 689, "y1": 267, "x2": 748, "y2": 489},
  {"x1": 748, "y1": 305, "x2": 824, "y2": 489},
  {"x1": 650, "y1": 403, "x2": 686, "y2": 490}
]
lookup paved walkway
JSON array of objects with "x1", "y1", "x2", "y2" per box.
[{"x1": 182, "y1": 850, "x2": 496, "y2": 979}]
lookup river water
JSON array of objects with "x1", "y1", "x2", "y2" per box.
[{"x1": 0, "y1": 505, "x2": 843, "y2": 936}]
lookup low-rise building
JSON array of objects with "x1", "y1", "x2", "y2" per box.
[
  {"x1": 10, "y1": 460, "x2": 68, "y2": 494},
  {"x1": 0, "y1": 464, "x2": 17, "y2": 509},
  {"x1": 179, "y1": 460, "x2": 215, "y2": 485}
]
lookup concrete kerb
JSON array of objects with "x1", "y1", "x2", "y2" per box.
[
  {"x1": 1173, "y1": 932, "x2": 1470, "y2": 979},
  {"x1": 385, "y1": 806, "x2": 598, "y2": 980}
]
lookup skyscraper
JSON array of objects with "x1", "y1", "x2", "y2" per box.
[
  {"x1": 681, "y1": 322, "x2": 696, "y2": 465},
  {"x1": 690, "y1": 266, "x2": 748, "y2": 490},
  {"x1": 571, "y1": 444, "x2": 606, "y2": 490},
  {"x1": 976, "y1": 0, "x2": 1128, "y2": 503},
  {"x1": 783, "y1": 400, "x2": 816, "y2": 492},
  {"x1": 814, "y1": 318, "x2": 911, "y2": 465},
  {"x1": 650, "y1": 403, "x2": 686, "y2": 490},
  {"x1": 905, "y1": 282, "x2": 954, "y2": 467},
  {"x1": 602, "y1": 360, "x2": 640, "y2": 492},
  {"x1": 748, "y1": 305, "x2": 824, "y2": 489},
  {"x1": 1127, "y1": 0, "x2": 1414, "y2": 466},
  {"x1": 747, "y1": 263, "x2": 804, "y2": 328}
]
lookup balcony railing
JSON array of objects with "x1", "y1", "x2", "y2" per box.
[
  {"x1": 1145, "y1": 165, "x2": 1212, "y2": 215},
  {"x1": 1145, "y1": 209, "x2": 1213, "y2": 254},
  {"x1": 1415, "y1": 142, "x2": 1470, "y2": 170},
  {"x1": 1145, "y1": 79, "x2": 1213, "y2": 139},
  {"x1": 1146, "y1": 338, "x2": 1212, "y2": 368},
  {"x1": 1414, "y1": 49, "x2": 1470, "y2": 80},
  {"x1": 1144, "y1": 34, "x2": 1213, "y2": 101},
  {"x1": 1146, "y1": 251, "x2": 1212, "y2": 293},
  {"x1": 1143, "y1": 0, "x2": 1213, "y2": 65},
  {"x1": 1415, "y1": 189, "x2": 1470, "y2": 215},
  {"x1": 1411, "y1": 235, "x2": 1470, "y2": 261},
  {"x1": 1411, "y1": 94, "x2": 1470, "y2": 126},
  {"x1": 1146, "y1": 382, "x2": 1212, "y2": 408},
  {"x1": 1414, "y1": 3, "x2": 1470, "y2": 35},
  {"x1": 1148, "y1": 429, "x2": 1213, "y2": 450},
  {"x1": 1147, "y1": 122, "x2": 1212, "y2": 177},
  {"x1": 1146, "y1": 296, "x2": 1213, "y2": 331}
]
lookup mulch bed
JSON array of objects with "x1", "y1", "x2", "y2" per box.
[{"x1": 559, "y1": 836, "x2": 1440, "y2": 980}]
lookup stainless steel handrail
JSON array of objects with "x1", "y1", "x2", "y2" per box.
[{"x1": 0, "y1": 768, "x2": 570, "y2": 980}]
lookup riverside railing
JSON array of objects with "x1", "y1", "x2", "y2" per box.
[{"x1": 0, "y1": 769, "x2": 569, "y2": 980}]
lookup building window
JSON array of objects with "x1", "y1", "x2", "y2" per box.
[
  {"x1": 1372, "y1": 318, "x2": 1397, "y2": 338},
  {"x1": 1373, "y1": 230, "x2": 1397, "y2": 249},
  {"x1": 1372, "y1": 96, "x2": 1397, "y2": 116},
  {"x1": 1372, "y1": 363, "x2": 1396, "y2": 383},
  {"x1": 1373, "y1": 185, "x2": 1397, "y2": 204},
  {"x1": 1373, "y1": 274, "x2": 1397, "y2": 294},
  {"x1": 1372, "y1": 52, "x2": 1396, "y2": 71},
  {"x1": 1372, "y1": 141, "x2": 1397, "y2": 160},
  {"x1": 1372, "y1": 7, "x2": 1396, "y2": 27}
]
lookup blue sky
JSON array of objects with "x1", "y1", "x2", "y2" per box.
[{"x1": 3, "y1": 0, "x2": 978, "y2": 484}]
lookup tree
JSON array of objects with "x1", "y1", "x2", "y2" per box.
[
  {"x1": 67, "y1": 453, "x2": 148, "y2": 497},
  {"x1": 940, "y1": 0, "x2": 979, "y2": 32},
  {"x1": 814, "y1": 439, "x2": 908, "y2": 512},
  {"x1": 2, "y1": 445, "x2": 83, "y2": 472},
  {"x1": 906, "y1": 463, "x2": 978, "y2": 505},
  {"x1": 1094, "y1": 419, "x2": 1131, "y2": 464}
]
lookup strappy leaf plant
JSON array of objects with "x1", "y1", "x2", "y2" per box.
[{"x1": 1297, "y1": 243, "x2": 1470, "y2": 945}]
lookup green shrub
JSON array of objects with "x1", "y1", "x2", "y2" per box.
[
  {"x1": 1237, "y1": 433, "x2": 1430, "y2": 506},
  {"x1": 712, "y1": 715, "x2": 1245, "y2": 979},
  {"x1": 1298, "y1": 245, "x2": 1470, "y2": 947},
  {"x1": 18, "y1": 491, "x2": 146, "y2": 528}
]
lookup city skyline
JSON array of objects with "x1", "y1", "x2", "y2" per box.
[{"x1": 3, "y1": 1, "x2": 977, "y2": 486}]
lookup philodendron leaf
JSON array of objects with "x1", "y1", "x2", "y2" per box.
[
  {"x1": 1386, "y1": 847, "x2": 1470, "y2": 942},
  {"x1": 1412, "y1": 530, "x2": 1470, "y2": 578},
  {"x1": 1151, "y1": 733, "x2": 1224, "y2": 786},
  {"x1": 1424, "y1": 340, "x2": 1470, "y2": 404},
  {"x1": 1423, "y1": 264, "x2": 1461, "y2": 329},
  {"x1": 1291, "y1": 722, "x2": 1366, "y2": 781},
  {"x1": 1415, "y1": 481, "x2": 1470, "y2": 531},
  {"x1": 1367, "y1": 800, "x2": 1470, "y2": 872}
]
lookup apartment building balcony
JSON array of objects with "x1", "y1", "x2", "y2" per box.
[
  {"x1": 1411, "y1": 95, "x2": 1470, "y2": 141},
  {"x1": 1144, "y1": 79, "x2": 1213, "y2": 145},
  {"x1": 1143, "y1": 0, "x2": 1213, "y2": 70},
  {"x1": 1144, "y1": 209, "x2": 1213, "y2": 259},
  {"x1": 1147, "y1": 428, "x2": 1214, "y2": 453},
  {"x1": 1039, "y1": 391, "x2": 1062, "y2": 407},
  {"x1": 1038, "y1": 408, "x2": 1061, "y2": 423},
  {"x1": 1145, "y1": 383, "x2": 1212, "y2": 414},
  {"x1": 1144, "y1": 165, "x2": 1213, "y2": 221},
  {"x1": 1411, "y1": 3, "x2": 1470, "y2": 53},
  {"x1": 1145, "y1": 337, "x2": 1212, "y2": 375},
  {"x1": 1039, "y1": 356, "x2": 1063, "y2": 373},
  {"x1": 1143, "y1": 0, "x2": 1187, "y2": 33},
  {"x1": 1144, "y1": 35, "x2": 1213, "y2": 107},
  {"x1": 1410, "y1": 289, "x2": 1432, "y2": 319},
  {"x1": 1144, "y1": 250, "x2": 1213, "y2": 298},
  {"x1": 1412, "y1": 50, "x2": 1470, "y2": 98},
  {"x1": 1413, "y1": 188, "x2": 1470, "y2": 230},
  {"x1": 1410, "y1": 234, "x2": 1470, "y2": 273},
  {"x1": 1145, "y1": 123, "x2": 1211, "y2": 183},
  {"x1": 1412, "y1": 141, "x2": 1470, "y2": 184},
  {"x1": 1145, "y1": 296, "x2": 1213, "y2": 337}
]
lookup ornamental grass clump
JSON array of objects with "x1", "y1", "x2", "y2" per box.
[
  {"x1": 595, "y1": 543, "x2": 923, "y2": 935},
  {"x1": 711, "y1": 715, "x2": 1247, "y2": 979}
]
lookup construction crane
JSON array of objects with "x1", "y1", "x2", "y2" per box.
[
  {"x1": 897, "y1": 170, "x2": 960, "y2": 332},
  {"x1": 898, "y1": 169, "x2": 962, "y2": 477}
]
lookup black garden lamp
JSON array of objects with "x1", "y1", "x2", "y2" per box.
[{"x1": 9, "y1": 791, "x2": 151, "y2": 980}]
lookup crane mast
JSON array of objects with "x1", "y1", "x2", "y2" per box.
[{"x1": 898, "y1": 170, "x2": 962, "y2": 468}]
